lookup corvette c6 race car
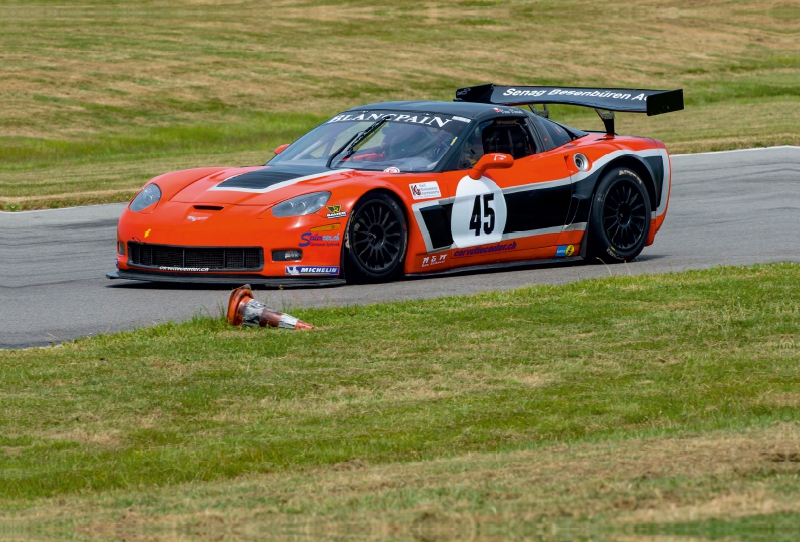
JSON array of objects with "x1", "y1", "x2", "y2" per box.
[{"x1": 108, "y1": 83, "x2": 683, "y2": 286}]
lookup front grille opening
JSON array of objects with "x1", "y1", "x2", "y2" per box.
[
  {"x1": 128, "y1": 243, "x2": 263, "y2": 271},
  {"x1": 193, "y1": 205, "x2": 224, "y2": 211}
]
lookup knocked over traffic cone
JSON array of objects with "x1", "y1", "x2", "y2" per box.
[{"x1": 226, "y1": 284, "x2": 313, "y2": 330}]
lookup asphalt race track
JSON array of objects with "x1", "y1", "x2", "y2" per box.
[{"x1": 1, "y1": 146, "x2": 798, "y2": 349}]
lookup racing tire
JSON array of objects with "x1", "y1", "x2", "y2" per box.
[
  {"x1": 344, "y1": 192, "x2": 408, "y2": 283},
  {"x1": 586, "y1": 167, "x2": 651, "y2": 263}
]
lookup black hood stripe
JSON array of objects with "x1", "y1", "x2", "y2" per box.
[{"x1": 214, "y1": 165, "x2": 333, "y2": 192}]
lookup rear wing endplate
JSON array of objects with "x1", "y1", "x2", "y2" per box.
[{"x1": 455, "y1": 83, "x2": 684, "y2": 134}]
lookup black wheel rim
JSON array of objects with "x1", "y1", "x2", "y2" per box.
[
  {"x1": 602, "y1": 180, "x2": 647, "y2": 251},
  {"x1": 352, "y1": 200, "x2": 403, "y2": 273}
]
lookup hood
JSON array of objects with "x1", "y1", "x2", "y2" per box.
[{"x1": 170, "y1": 164, "x2": 358, "y2": 205}]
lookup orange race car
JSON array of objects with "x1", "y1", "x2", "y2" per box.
[{"x1": 108, "y1": 83, "x2": 683, "y2": 286}]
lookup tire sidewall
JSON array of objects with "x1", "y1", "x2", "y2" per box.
[
  {"x1": 344, "y1": 192, "x2": 408, "y2": 283},
  {"x1": 587, "y1": 168, "x2": 651, "y2": 262}
]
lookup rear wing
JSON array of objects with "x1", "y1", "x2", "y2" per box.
[{"x1": 455, "y1": 83, "x2": 684, "y2": 134}]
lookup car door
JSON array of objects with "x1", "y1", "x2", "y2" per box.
[{"x1": 445, "y1": 116, "x2": 573, "y2": 265}]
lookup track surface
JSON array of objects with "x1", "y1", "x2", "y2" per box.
[{"x1": 2, "y1": 147, "x2": 798, "y2": 349}]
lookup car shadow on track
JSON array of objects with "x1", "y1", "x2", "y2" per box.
[{"x1": 105, "y1": 254, "x2": 667, "y2": 291}]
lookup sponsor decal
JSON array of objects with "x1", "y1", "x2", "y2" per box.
[
  {"x1": 421, "y1": 254, "x2": 447, "y2": 268},
  {"x1": 502, "y1": 87, "x2": 649, "y2": 102},
  {"x1": 327, "y1": 112, "x2": 455, "y2": 128},
  {"x1": 453, "y1": 241, "x2": 516, "y2": 258},
  {"x1": 299, "y1": 231, "x2": 341, "y2": 248},
  {"x1": 144, "y1": 229, "x2": 151, "y2": 238},
  {"x1": 187, "y1": 215, "x2": 208, "y2": 222},
  {"x1": 383, "y1": 166, "x2": 400, "y2": 173},
  {"x1": 555, "y1": 244, "x2": 575, "y2": 257},
  {"x1": 285, "y1": 266, "x2": 340, "y2": 276},
  {"x1": 325, "y1": 204, "x2": 347, "y2": 219},
  {"x1": 493, "y1": 107, "x2": 517, "y2": 115},
  {"x1": 452, "y1": 116, "x2": 471, "y2": 123},
  {"x1": 409, "y1": 181, "x2": 441, "y2": 200},
  {"x1": 159, "y1": 266, "x2": 210, "y2": 272}
]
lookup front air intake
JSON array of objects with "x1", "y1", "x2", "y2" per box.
[{"x1": 127, "y1": 243, "x2": 263, "y2": 271}]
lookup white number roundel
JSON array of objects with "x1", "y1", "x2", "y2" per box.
[{"x1": 450, "y1": 175, "x2": 507, "y2": 248}]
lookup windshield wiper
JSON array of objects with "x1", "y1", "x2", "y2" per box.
[{"x1": 326, "y1": 115, "x2": 390, "y2": 168}]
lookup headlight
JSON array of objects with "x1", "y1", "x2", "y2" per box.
[
  {"x1": 129, "y1": 184, "x2": 162, "y2": 212},
  {"x1": 272, "y1": 192, "x2": 330, "y2": 218}
]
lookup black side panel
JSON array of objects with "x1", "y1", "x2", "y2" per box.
[
  {"x1": 644, "y1": 155, "x2": 665, "y2": 208},
  {"x1": 420, "y1": 204, "x2": 454, "y2": 250},
  {"x1": 216, "y1": 165, "x2": 329, "y2": 190},
  {"x1": 503, "y1": 185, "x2": 572, "y2": 233},
  {"x1": 568, "y1": 172, "x2": 601, "y2": 224}
]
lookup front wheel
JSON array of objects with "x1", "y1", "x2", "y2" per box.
[
  {"x1": 344, "y1": 192, "x2": 408, "y2": 283},
  {"x1": 586, "y1": 168, "x2": 651, "y2": 263}
]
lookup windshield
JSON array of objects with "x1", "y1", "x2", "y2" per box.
[{"x1": 268, "y1": 111, "x2": 472, "y2": 172}]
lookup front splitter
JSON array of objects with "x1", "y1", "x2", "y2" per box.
[{"x1": 107, "y1": 269, "x2": 346, "y2": 288}]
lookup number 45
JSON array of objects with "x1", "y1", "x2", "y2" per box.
[{"x1": 469, "y1": 194, "x2": 495, "y2": 236}]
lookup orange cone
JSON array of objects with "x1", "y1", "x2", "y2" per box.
[{"x1": 226, "y1": 284, "x2": 313, "y2": 330}]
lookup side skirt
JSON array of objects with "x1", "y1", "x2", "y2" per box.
[{"x1": 407, "y1": 256, "x2": 584, "y2": 278}]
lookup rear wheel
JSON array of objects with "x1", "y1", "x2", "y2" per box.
[
  {"x1": 344, "y1": 192, "x2": 408, "y2": 283},
  {"x1": 586, "y1": 168, "x2": 651, "y2": 263}
]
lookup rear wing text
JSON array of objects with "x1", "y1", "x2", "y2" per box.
[{"x1": 455, "y1": 83, "x2": 684, "y2": 134}]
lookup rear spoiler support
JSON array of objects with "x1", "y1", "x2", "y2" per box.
[
  {"x1": 455, "y1": 84, "x2": 684, "y2": 135},
  {"x1": 595, "y1": 108, "x2": 616, "y2": 135}
]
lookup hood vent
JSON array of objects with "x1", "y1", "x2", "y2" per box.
[
  {"x1": 218, "y1": 169, "x2": 298, "y2": 190},
  {"x1": 215, "y1": 165, "x2": 330, "y2": 191}
]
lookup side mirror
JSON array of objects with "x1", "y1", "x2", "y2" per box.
[
  {"x1": 274, "y1": 143, "x2": 290, "y2": 155},
  {"x1": 469, "y1": 153, "x2": 514, "y2": 180}
]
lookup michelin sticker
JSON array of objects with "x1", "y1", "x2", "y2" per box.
[
  {"x1": 285, "y1": 266, "x2": 340, "y2": 276},
  {"x1": 409, "y1": 182, "x2": 441, "y2": 200},
  {"x1": 450, "y1": 175, "x2": 507, "y2": 248}
]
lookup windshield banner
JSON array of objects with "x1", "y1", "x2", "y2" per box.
[{"x1": 326, "y1": 111, "x2": 472, "y2": 128}]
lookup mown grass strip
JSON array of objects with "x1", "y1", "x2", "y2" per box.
[{"x1": 1, "y1": 264, "x2": 798, "y2": 503}]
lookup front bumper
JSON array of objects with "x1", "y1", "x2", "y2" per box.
[{"x1": 107, "y1": 269, "x2": 346, "y2": 288}]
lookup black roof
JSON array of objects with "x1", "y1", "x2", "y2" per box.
[{"x1": 347, "y1": 100, "x2": 525, "y2": 121}]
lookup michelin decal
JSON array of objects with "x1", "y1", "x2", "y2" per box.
[{"x1": 285, "y1": 266, "x2": 340, "y2": 276}]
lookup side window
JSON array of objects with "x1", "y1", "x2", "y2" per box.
[
  {"x1": 456, "y1": 118, "x2": 535, "y2": 169},
  {"x1": 539, "y1": 118, "x2": 573, "y2": 148}
]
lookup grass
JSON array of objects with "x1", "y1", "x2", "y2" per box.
[
  {"x1": 1, "y1": 0, "x2": 799, "y2": 209},
  {"x1": 1, "y1": 264, "x2": 798, "y2": 535}
]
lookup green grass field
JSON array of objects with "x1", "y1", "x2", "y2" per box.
[
  {"x1": 1, "y1": 0, "x2": 799, "y2": 209},
  {"x1": 2, "y1": 264, "x2": 799, "y2": 537}
]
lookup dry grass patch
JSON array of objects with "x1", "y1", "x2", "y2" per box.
[
  {"x1": 1, "y1": 0, "x2": 799, "y2": 207},
  {"x1": 3, "y1": 424, "x2": 799, "y2": 539}
]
